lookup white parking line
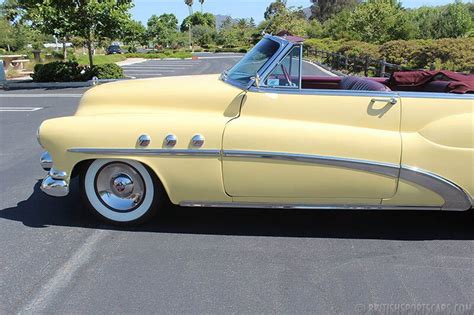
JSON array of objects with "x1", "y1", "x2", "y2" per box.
[
  {"x1": 0, "y1": 107, "x2": 43, "y2": 112},
  {"x1": 0, "y1": 94, "x2": 83, "y2": 98},
  {"x1": 20, "y1": 230, "x2": 109, "y2": 314},
  {"x1": 122, "y1": 65, "x2": 195, "y2": 69},
  {"x1": 123, "y1": 70, "x2": 177, "y2": 73}
]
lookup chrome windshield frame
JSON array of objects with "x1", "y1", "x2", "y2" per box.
[{"x1": 221, "y1": 34, "x2": 294, "y2": 90}]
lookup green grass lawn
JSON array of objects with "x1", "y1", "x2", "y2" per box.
[{"x1": 75, "y1": 54, "x2": 127, "y2": 65}]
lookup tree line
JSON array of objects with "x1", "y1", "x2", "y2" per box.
[{"x1": 1, "y1": 0, "x2": 472, "y2": 67}]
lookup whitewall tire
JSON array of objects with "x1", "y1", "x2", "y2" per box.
[{"x1": 81, "y1": 159, "x2": 162, "y2": 225}]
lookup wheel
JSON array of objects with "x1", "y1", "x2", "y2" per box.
[{"x1": 80, "y1": 159, "x2": 163, "y2": 225}]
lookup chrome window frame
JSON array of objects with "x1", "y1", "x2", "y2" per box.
[
  {"x1": 221, "y1": 34, "x2": 291, "y2": 90},
  {"x1": 259, "y1": 44, "x2": 303, "y2": 90},
  {"x1": 222, "y1": 35, "x2": 474, "y2": 100}
]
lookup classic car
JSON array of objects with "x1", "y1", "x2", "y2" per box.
[{"x1": 37, "y1": 34, "x2": 474, "y2": 225}]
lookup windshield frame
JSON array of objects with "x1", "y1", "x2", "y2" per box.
[{"x1": 221, "y1": 35, "x2": 293, "y2": 90}]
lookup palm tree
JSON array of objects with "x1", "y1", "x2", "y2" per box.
[
  {"x1": 199, "y1": 0, "x2": 205, "y2": 12},
  {"x1": 185, "y1": 0, "x2": 193, "y2": 16}
]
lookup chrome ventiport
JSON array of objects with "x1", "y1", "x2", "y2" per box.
[
  {"x1": 191, "y1": 134, "x2": 205, "y2": 147},
  {"x1": 40, "y1": 151, "x2": 53, "y2": 171},
  {"x1": 138, "y1": 134, "x2": 151, "y2": 147},
  {"x1": 165, "y1": 134, "x2": 177, "y2": 147}
]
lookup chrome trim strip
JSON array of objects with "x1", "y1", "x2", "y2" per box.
[
  {"x1": 67, "y1": 147, "x2": 472, "y2": 210},
  {"x1": 68, "y1": 148, "x2": 221, "y2": 157},
  {"x1": 223, "y1": 150, "x2": 472, "y2": 211},
  {"x1": 398, "y1": 92, "x2": 474, "y2": 100},
  {"x1": 224, "y1": 150, "x2": 400, "y2": 177},
  {"x1": 249, "y1": 86, "x2": 397, "y2": 98},
  {"x1": 180, "y1": 201, "x2": 440, "y2": 211},
  {"x1": 400, "y1": 165, "x2": 472, "y2": 211}
]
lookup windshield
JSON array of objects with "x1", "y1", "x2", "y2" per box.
[{"x1": 225, "y1": 38, "x2": 281, "y2": 85}]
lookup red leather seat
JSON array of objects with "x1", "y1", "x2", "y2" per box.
[{"x1": 340, "y1": 76, "x2": 391, "y2": 92}]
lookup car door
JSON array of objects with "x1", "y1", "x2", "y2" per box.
[{"x1": 222, "y1": 46, "x2": 401, "y2": 201}]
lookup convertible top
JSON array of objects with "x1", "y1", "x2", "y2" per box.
[{"x1": 389, "y1": 70, "x2": 474, "y2": 94}]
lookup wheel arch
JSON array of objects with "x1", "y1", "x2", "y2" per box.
[{"x1": 71, "y1": 157, "x2": 174, "y2": 205}]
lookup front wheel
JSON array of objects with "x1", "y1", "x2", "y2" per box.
[{"x1": 80, "y1": 159, "x2": 162, "y2": 225}]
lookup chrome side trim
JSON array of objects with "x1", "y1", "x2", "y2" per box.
[
  {"x1": 400, "y1": 165, "x2": 472, "y2": 211},
  {"x1": 223, "y1": 150, "x2": 472, "y2": 211},
  {"x1": 180, "y1": 201, "x2": 440, "y2": 211},
  {"x1": 398, "y1": 92, "x2": 474, "y2": 100},
  {"x1": 224, "y1": 150, "x2": 400, "y2": 177},
  {"x1": 249, "y1": 86, "x2": 397, "y2": 98},
  {"x1": 66, "y1": 148, "x2": 472, "y2": 210},
  {"x1": 248, "y1": 85, "x2": 474, "y2": 100},
  {"x1": 68, "y1": 148, "x2": 221, "y2": 157}
]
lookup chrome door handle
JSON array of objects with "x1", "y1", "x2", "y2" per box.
[{"x1": 371, "y1": 97, "x2": 397, "y2": 105}]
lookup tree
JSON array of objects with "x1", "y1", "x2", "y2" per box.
[
  {"x1": 123, "y1": 20, "x2": 146, "y2": 51},
  {"x1": 147, "y1": 14, "x2": 179, "y2": 48},
  {"x1": 310, "y1": 0, "x2": 360, "y2": 22},
  {"x1": 184, "y1": 0, "x2": 193, "y2": 16},
  {"x1": 18, "y1": 0, "x2": 134, "y2": 67},
  {"x1": 436, "y1": 1, "x2": 472, "y2": 38},
  {"x1": 192, "y1": 25, "x2": 216, "y2": 47},
  {"x1": 180, "y1": 12, "x2": 215, "y2": 32},
  {"x1": 347, "y1": 0, "x2": 416, "y2": 43},
  {"x1": 198, "y1": 0, "x2": 205, "y2": 13},
  {"x1": 264, "y1": 0, "x2": 287, "y2": 20},
  {"x1": 261, "y1": 1, "x2": 307, "y2": 36}
]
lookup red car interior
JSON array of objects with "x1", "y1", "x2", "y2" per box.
[{"x1": 301, "y1": 71, "x2": 474, "y2": 94}]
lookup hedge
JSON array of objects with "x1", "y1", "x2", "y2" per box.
[
  {"x1": 305, "y1": 37, "x2": 474, "y2": 73},
  {"x1": 31, "y1": 61, "x2": 124, "y2": 82}
]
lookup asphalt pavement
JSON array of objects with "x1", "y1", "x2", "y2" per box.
[{"x1": 0, "y1": 54, "x2": 473, "y2": 314}]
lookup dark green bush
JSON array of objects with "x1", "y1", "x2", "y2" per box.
[
  {"x1": 32, "y1": 61, "x2": 125, "y2": 82},
  {"x1": 31, "y1": 61, "x2": 88, "y2": 82},
  {"x1": 380, "y1": 38, "x2": 474, "y2": 72},
  {"x1": 87, "y1": 63, "x2": 124, "y2": 79},
  {"x1": 336, "y1": 40, "x2": 380, "y2": 59}
]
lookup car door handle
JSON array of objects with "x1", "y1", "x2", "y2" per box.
[{"x1": 371, "y1": 97, "x2": 398, "y2": 105}]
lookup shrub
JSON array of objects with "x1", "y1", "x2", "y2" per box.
[
  {"x1": 87, "y1": 63, "x2": 124, "y2": 79},
  {"x1": 31, "y1": 61, "x2": 88, "y2": 82},
  {"x1": 32, "y1": 61, "x2": 125, "y2": 82},
  {"x1": 380, "y1": 38, "x2": 474, "y2": 72},
  {"x1": 336, "y1": 40, "x2": 380, "y2": 59},
  {"x1": 304, "y1": 38, "x2": 346, "y2": 52}
]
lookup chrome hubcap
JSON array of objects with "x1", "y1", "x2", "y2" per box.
[{"x1": 95, "y1": 163, "x2": 145, "y2": 212}]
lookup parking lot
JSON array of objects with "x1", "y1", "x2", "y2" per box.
[{"x1": 0, "y1": 55, "x2": 473, "y2": 314}]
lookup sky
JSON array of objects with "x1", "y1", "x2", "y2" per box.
[{"x1": 131, "y1": 0, "x2": 458, "y2": 25}]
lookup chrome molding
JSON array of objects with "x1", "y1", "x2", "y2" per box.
[
  {"x1": 400, "y1": 165, "x2": 472, "y2": 211},
  {"x1": 180, "y1": 201, "x2": 440, "y2": 211},
  {"x1": 68, "y1": 148, "x2": 221, "y2": 157},
  {"x1": 224, "y1": 150, "x2": 400, "y2": 177},
  {"x1": 67, "y1": 147, "x2": 472, "y2": 210},
  {"x1": 224, "y1": 150, "x2": 471, "y2": 211}
]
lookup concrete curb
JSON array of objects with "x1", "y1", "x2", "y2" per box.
[{"x1": 1, "y1": 78, "x2": 131, "y2": 90}]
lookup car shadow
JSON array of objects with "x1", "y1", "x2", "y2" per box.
[{"x1": 1, "y1": 180, "x2": 473, "y2": 241}]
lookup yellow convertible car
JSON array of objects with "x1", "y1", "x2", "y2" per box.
[{"x1": 37, "y1": 35, "x2": 474, "y2": 225}]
